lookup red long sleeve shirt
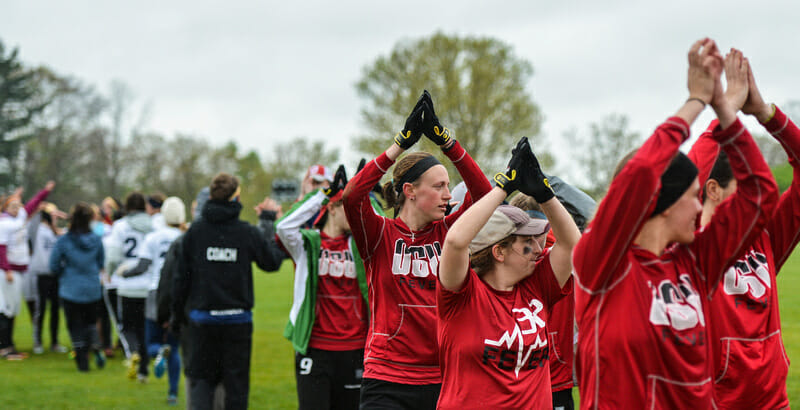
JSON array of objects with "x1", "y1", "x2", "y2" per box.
[
  {"x1": 689, "y1": 107, "x2": 796, "y2": 409},
  {"x1": 573, "y1": 118, "x2": 778, "y2": 408},
  {"x1": 342, "y1": 141, "x2": 491, "y2": 385}
]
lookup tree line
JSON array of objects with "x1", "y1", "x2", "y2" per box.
[{"x1": 2, "y1": 32, "x2": 794, "y2": 217}]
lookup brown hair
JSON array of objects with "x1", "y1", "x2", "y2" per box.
[
  {"x1": 313, "y1": 198, "x2": 344, "y2": 230},
  {"x1": 470, "y1": 235, "x2": 515, "y2": 275},
  {"x1": 210, "y1": 173, "x2": 240, "y2": 201},
  {"x1": 381, "y1": 152, "x2": 435, "y2": 215},
  {"x1": 509, "y1": 193, "x2": 542, "y2": 213},
  {"x1": 125, "y1": 192, "x2": 146, "y2": 212},
  {"x1": 69, "y1": 202, "x2": 94, "y2": 234}
]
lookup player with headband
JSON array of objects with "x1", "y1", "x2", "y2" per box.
[
  {"x1": 343, "y1": 91, "x2": 492, "y2": 408},
  {"x1": 572, "y1": 38, "x2": 778, "y2": 408}
]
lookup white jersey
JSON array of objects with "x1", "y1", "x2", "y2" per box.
[
  {"x1": 28, "y1": 224, "x2": 58, "y2": 275},
  {"x1": 140, "y1": 226, "x2": 182, "y2": 290},
  {"x1": 107, "y1": 216, "x2": 152, "y2": 297},
  {"x1": 0, "y1": 209, "x2": 30, "y2": 267},
  {"x1": 151, "y1": 213, "x2": 166, "y2": 230}
]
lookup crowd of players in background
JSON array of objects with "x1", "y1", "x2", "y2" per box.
[{"x1": 0, "y1": 37, "x2": 798, "y2": 410}]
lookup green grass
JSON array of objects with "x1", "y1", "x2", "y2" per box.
[
  {"x1": 3, "y1": 251, "x2": 800, "y2": 409},
  {"x1": 0, "y1": 261, "x2": 298, "y2": 409}
]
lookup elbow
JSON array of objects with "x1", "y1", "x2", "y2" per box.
[{"x1": 443, "y1": 233, "x2": 468, "y2": 254}]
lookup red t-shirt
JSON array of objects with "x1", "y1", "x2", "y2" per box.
[
  {"x1": 543, "y1": 232, "x2": 576, "y2": 392},
  {"x1": 436, "y1": 250, "x2": 572, "y2": 409},
  {"x1": 309, "y1": 231, "x2": 369, "y2": 351},
  {"x1": 343, "y1": 141, "x2": 492, "y2": 384},
  {"x1": 573, "y1": 118, "x2": 778, "y2": 408},
  {"x1": 688, "y1": 107, "x2": 797, "y2": 409}
]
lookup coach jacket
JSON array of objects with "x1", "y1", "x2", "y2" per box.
[{"x1": 172, "y1": 199, "x2": 284, "y2": 323}]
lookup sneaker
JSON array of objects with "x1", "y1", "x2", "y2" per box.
[
  {"x1": 137, "y1": 373, "x2": 148, "y2": 384},
  {"x1": 33, "y1": 344, "x2": 44, "y2": 355},
  {"x1": 167, "y1": 394, "x2": 178, "y2": 406},
  {"x1": 153, "y1": 345, "x2": 171, "y2": 378},
  {"x1": 94, "y1": 350, "x2": 106, "y2": 369},
  {"x1": 2, "y1": 349, "x2": 27, "y2": 361},
  {"x1": 126, "y1": 353, "x2": 141, "y2": 380},
  {"x1": 51, "y1": 344, "x2": 69, "y2": 353}
]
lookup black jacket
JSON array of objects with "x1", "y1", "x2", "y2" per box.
[{"x1": 171, "y1": 200, "x2": 284, "y2": 321}]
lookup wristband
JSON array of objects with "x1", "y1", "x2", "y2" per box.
[
  {"x1": 686, "y1": 97, "x2": 707, "y2": 107},
  {"x1": 759, "y1": 103, "x2": 777, "y2": 124}
]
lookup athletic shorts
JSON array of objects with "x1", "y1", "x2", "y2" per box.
[
  {"x1": 359, "y1": 378, "x2": 441, "y2": 410},
  {"x1": 295, "y1": 347, "x2": 363, "y2": 410}
]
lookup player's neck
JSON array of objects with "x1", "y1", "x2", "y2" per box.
[
  {"x1": 634, "y1": 218, "x2": 671, "y2": 256},
  {"x1": 398, "y1": 208, "x2": 433, "y2": 232},
  {"x1": 480, "y1": 267, "x2": 518, "y2": 292},
  {"x1": 322, "y1": 222, "x2": 345, "y2": 238}
]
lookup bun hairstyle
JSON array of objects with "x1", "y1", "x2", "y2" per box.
[{"x1": 382, "y1": 152, "x2": 436, "y2": 215}]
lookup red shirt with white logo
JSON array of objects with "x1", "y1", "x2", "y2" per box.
[
  {"x1": 342, "y1": 141, "x2": 492, "y2": 385},
  {"x1": 309, "y1": 231, "x2": 369, "y2": 350},
  {"x1": 688, "y1": 107, "x2": 797, "y2": 409},
  {"x1": 436, "y1": 250, "x2": 572, "y2": 409},
  {"x1": 573, "y1": 118, "x2": 778, "y2": 408}
]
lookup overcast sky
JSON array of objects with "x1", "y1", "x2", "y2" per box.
[{"x1": 4, "y1": 0, "x2": 800, "y2": 182}]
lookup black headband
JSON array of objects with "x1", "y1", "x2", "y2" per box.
[
  {"x1": 394, "y1": 156, "x2": 442, "y2": 194},
  {"x1": 651, "y1": 152, "x2": 698, "y2": 216},
  {"x1": 147, "y1": 197, "x2": 163, "y2": 209}
]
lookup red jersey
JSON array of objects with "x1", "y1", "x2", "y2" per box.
[
  {"x1": 544, "y1": 232, "x2": 576, "y2": 392},
  {"x1": 689, "y1": 107, "x2": 797, "y2": 409},
  {"x1": 436, "y1": 250, "x2": 572, "y2": 409},
  {"x1": 309, "y1": 231, "x2": 369, "y2": 350},
  {"x1": 573, "y1": 118, "x2": 778, "y2": 408},
  {"x1": 342, "y1": 141, "x2": 491, "y2": 385}
]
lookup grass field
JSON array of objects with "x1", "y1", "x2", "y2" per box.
[{"x1": 2, "y1": 250, "x2": 800, "y2": 409}]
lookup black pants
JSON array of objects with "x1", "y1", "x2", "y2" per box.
[
  {"x1": 359, "y1": 378, "x2": 441, "y2": 410},
  {"x1": 119, "y1": 295, "x2": 148, "y2": 376},
  {"x1": 185, "y1": 321, "x2": 252, "y2": 410},
  {"x1": 0, "y1": 314, "x2": 13, "y2": 350},
  {"x1": 98, "y1": 287, "x2": 115, "y2": 349},
  {"x1": 552, "y1": 387, "x2": 574, "y2": 410},
  {"x1": 295, "y1": 347, "x2": 363, "y2": 410},
  {"x1": 62, "y1": 299, "x2": 99, "y2": 371},
  {"x1": 34, "y1": 275, "x2": 60, "y2": 346}
]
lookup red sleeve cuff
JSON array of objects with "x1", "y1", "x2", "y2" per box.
[
  {"x1": 712, "y1": 118, "x2": 745, "y2": 144},
  {"x1": 762, "y1": 105, "x2": 787, "y2": 133},
  {"x1": 375, "y1": 151, "x2": 395, "y2": 172},
  {"x1": 443, "y1": 140, "x2": 466, "y2": 161}
]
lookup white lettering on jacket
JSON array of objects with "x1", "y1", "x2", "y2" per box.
[
  {"x1": 390, "y1": 239, "x2": 442, "y2": 277},
  {"x1": 648, "y1": 274, "x2": 705, "y2": 331},
  {"x1": 319, "y1": 249, "x2": 356, "y2": 278},
  {"x1": 207, "y1": 247, "x2": 238, "y2": 262}
]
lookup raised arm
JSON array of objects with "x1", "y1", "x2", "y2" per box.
[
  {"x1": 343, "y1": 92, "x2": 426, "y2": 259},
  {"x1": 540, "y1": 196, "x2": 581, "y2": 287},
  {"x1": 738, "y1": 63, "x2": 800, "y2": 270},
  {"x1": 24, "y1": 181, "x2": 54, "y2": 217},
  {"x1": 417, "y1": 92, "x2": 492, "y2": 225},
  {"x1": 573, "y1": 38, "x2": 722, "y2": 293},
  {"x1": 691, "y1": 51, "x2": 778, "y2": 288},
  {"x1": 276, "y1": 191, "x2": 326, "y2": 261}
]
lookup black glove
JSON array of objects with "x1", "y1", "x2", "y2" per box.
[
  {"x1": 421, "y1": 90, "x2": 453, "y2": 148},
  {"x1": 494, "y1": 137, "x2": 555, "y2": 203},
  {"x1": 394, "y1": 93, "x2": 427, "y2": 149},
  {"x1": 323, "y1": 165, "x2": 348, "y2": 198},
  {"x1": 357, "y1": 158, "x2": 367, "y2": 173}
]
